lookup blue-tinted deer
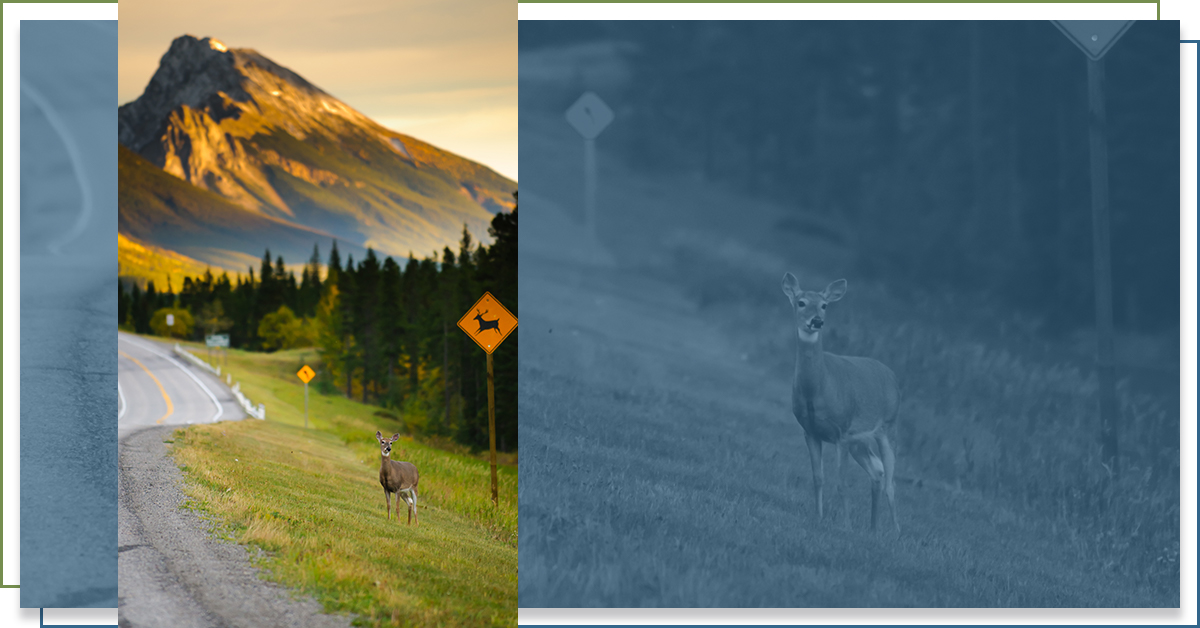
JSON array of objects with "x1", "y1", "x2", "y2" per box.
[{"x1": 781, "y1": 274, "x2": 900, "y2": 532}]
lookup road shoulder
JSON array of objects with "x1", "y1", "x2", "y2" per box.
[{"x1": 118, "y1": 425, "x2": 355, "y2": 628}]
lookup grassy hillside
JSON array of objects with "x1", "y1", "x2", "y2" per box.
[
  {"x1": 118, "y1": 145, "x2": 365, "y2": 271},
  {"x1": 516, "y1": 110, "x2": 1177, "y2": 607},
  {"x1": 118, "y1": 232, "x2": 214, "y2": 290},
  {"x1": 168, "y1": 342, "x2": 516, "y2": 626},
  {"x1": 519, "y1": 262, "x2": 1177, "y2": 608}
]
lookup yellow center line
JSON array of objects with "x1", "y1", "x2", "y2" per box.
[{"x1": 119, "y1": 350, "x2": 173, "y2": 424}]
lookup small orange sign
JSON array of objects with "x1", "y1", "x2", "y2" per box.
[
  {"x1": 297, "y1": 365, "x2": 316, "y2": 384},
  {"x1": 457, "y1": 292, "x2": 517, "y2": 354}
]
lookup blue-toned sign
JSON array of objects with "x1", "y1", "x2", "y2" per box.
[{"x1": 1052, "y1": 20, "x2": 1135, "y2": 60}]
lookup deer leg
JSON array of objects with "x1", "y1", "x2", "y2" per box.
[
  {"x1": 384, "y1": 489, "x2": 392, "y2": 521},
  {"x1": 846, "y1": 433, "x2": 885, "y2": 531},
  {"x1": 835, "y1": 442, "x2": 849, "y2": 526},
  {"x1": 877, "y1": 432, "x2": 900, "y2": 533},
  {"x1": 805, "y1": 432, "x2": 824, "y2": 518},
  {"x1": 412, "y1": 488, "x2": 419, "y2": 526}
]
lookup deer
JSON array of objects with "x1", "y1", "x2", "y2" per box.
[
  {"x1": 781, "y1": 273, "x2": 900, "y2": 533},
  {"x1": 474, "y1": 310, "x2": 501, "y2": 335},
  {"x1": 376, "y1": 431, "x2": 420, "y2": 525}
]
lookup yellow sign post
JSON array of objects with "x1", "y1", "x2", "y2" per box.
[
  {"x1": 297, "y1": 365, "x2": 315, "y2": 428},
  {"x1": 457, "y1": 292, "x2": 517, "y2": 506}
]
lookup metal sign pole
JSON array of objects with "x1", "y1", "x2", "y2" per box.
[
  {"x1": 566, "y1": 92, "x2": 614, "y2": 249},
  {"x1": 584, "y1": 137, "x2": 597, "y2": 240},
  {"x1": 296, "y1": 364, "x2": 316, "y2": 427},
  {"x1": 1052, "y1": 20, "x2": 1131, "y2": 481},
  {"x1": 487, "y1": 352, "x2": 498, "y2": 506},
  {"x1": 1087, "y1": 56, "x2": 1119, "y2": 477}
]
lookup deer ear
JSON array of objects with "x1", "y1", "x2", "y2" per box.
[
  {"x1": 781, "y1": 272, "x2": 801, "y2": 299},
  {"x1": 390, "y1": 433, "x2": 400, "y2": 442},
  {"x1": 823, "y1": 279, "x2": 847, "y2": 302},
  {"x1": 375, "y1": 431, "x2": 383, "y2": 442}
]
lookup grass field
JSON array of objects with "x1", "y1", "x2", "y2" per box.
[
  {"x1": 518, "y1": 260, "x2": 1178, "y2": 608},
  {"x1": 516, "y1": 105, "x2": 1178, "y2": 608},
  {"x1": 166, "y1": 343, "x2": 516, "y2": 627}
]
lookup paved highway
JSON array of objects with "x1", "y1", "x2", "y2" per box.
[{"x1": 117, "y1": 333, "x2": 244, "y2": 434}]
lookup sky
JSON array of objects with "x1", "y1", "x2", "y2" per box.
[{"x1": 118, "y1": 0, "x2": 517, "y2": 182}]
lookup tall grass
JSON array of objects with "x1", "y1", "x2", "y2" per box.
[{"x1": 668, "y1": 247, "x2": 1179, "y2": 592}]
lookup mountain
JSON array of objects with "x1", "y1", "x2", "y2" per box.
[
  {"x1": 119, "y1": 143, "x2": 367, "y2": 275},
  {"x1": 118, "y1": 35, "x2": 514, "y2": 276}
]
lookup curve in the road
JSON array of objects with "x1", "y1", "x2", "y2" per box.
[
  {"x1": 119, "y1": 350, "x2": 173, "y2": 424},
  {"x1": 117, "y1": 335, "x2": 228, "y2": 429},
  {"x1": 19, "y1": 77, "x2": 93, "y2": 256}
]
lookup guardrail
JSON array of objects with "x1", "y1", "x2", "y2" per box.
[
  {"x1": 174, "y1": 343, "x2": 221, "y2": 376},
  {"x1": 174, "y1": 343, "x2": 266, "y2": 420}
]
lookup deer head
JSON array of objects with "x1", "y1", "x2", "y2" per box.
[
  {"x1": 781, "y1": 274, "x2": 846, "y2": 343},
  {"x1": 376, "y1": 431, "x2": 400, "y2": 458}
]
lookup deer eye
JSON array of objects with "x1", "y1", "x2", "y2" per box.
[
  {"x1": 821, "y1": 303, "x2": 827, "y2": 309},
  {"x1": 797, "y1": 301, "x2": 806, "y2": 308}
]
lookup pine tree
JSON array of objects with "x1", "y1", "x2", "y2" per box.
[
  {"x1": 356, "y1": 249, "x2": 382, "y2": 404},
  {"x1": 380, "y1": 257, "x2": 404, "y2": 409},
  {"x1": 340, "y1": 255, "x2": 357, "y2": 398}
]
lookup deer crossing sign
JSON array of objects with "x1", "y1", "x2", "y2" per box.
[
  {"x1": 457, "y1": 292, "x2": 517, "y2": 354},
  {"x1": 456, "y1": 291, "x2": 517, "y2": 506}
]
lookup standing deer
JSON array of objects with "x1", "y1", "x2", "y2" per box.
[
  {"x1": 376, "y1": 431, "x2": 420, "y2": 525},
  {"x1": 474, "y1": 310, "x2": 501, "y2": 335},
  {"x1": 781, "y1": 273, "x2": 900, "y2": 532}
]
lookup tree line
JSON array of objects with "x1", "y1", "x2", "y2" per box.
[
  {"x1": 119, "y1": 196, "x2": 518, "y2": 453},
  {"x1": 550, "y1": 21, "x2": 1176, "y2": 334}
]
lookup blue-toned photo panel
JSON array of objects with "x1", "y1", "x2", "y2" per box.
[
  {"x1": 518, "y1": 20, "x2": 1179, "y2": 607},
  {"x1": 20, "y1": 20, "x2": 118, "y2": 609}
]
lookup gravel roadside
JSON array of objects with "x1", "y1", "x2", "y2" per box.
[{"x1": 117, "y1": 425, "x2": 355, "y2": 628}]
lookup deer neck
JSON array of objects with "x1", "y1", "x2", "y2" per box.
[{"x1": 794, "y1": 330, "x2": 826, "y2": 397}]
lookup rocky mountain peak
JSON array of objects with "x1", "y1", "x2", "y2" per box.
[
  {"x1": 118, "y1": 34, "x2": 373, "y2": 162},
  {"x1": 117, "y1": 36, "x2": 249, "y2": 152}
]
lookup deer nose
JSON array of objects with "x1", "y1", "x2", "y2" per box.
[{"x1": 811, "y1": 318, "x2": 824, "y2": 329}]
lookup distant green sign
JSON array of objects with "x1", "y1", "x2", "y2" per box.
[{"x1": 205, "y1": 334, "x2": 230, "y2": 348}]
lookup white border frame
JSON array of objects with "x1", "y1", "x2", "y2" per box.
[
  {"x1": 518, "y1": 3, "x2": 1155, "y2": 21},
  {"x1": 516, "y1": 0, "x2": 1194, "y2": 625},
  {"x1": 3, "y1": 3, "x2": 119, "y2": 622}
]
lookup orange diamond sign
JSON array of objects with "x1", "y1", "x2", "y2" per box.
[
  {"x1": 297, "y1": 365, "x2": 316, "y2": 384},
  {"x1": 457, "y1": 292, "x2": 517, "y2": 354}
]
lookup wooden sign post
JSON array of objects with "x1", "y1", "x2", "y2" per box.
[{"x1": 457, "y1": 292, "x2": 518, "y2": 506}]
